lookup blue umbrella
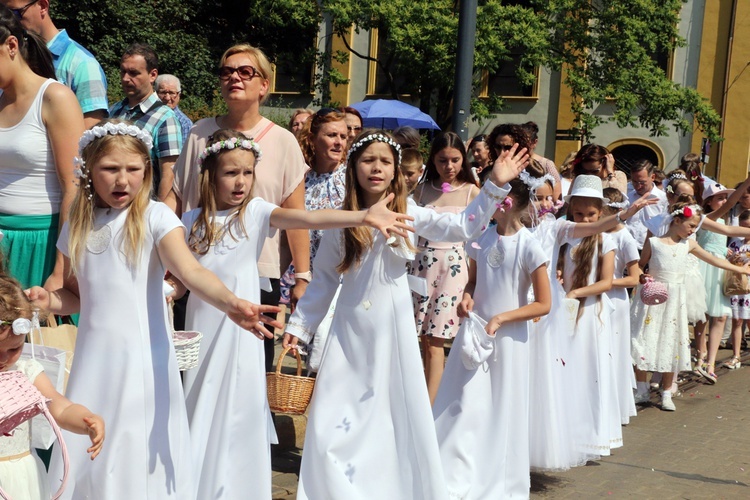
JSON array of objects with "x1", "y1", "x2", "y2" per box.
[{"x1": 350, "y1": 99, "x2": 441, "y2": 130}]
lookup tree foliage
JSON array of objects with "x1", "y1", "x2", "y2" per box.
[{"x1": 50, "y1": 0, "x2": 720, "y2": 141}]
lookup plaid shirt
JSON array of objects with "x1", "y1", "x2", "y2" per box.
[
  {"x1": 110, "y1": 93, "x2": 183, "y2": 189},
  {"x1": 173, "y1": 107, "x2": 194, "y2": 143},
  {"x1": 47, "y1": 30, "x2": 108, "y2": 115}
]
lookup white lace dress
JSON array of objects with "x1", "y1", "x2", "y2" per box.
[
  {"x1": 631, "y1": 237, "x2": 691, "y2": 373},
  {"x1": 0, "y1": 358, "x2": 50, "y2": 500}
]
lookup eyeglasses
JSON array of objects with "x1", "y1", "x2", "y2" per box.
[
  {"x1": 10, "y1": 0, "x2": 38, "y2": 19},
  {"x1": 494, "y1": 143, "x2": 513, "y2": 152},
  {"x1": 631, "y1": 180, "x2": 651, "y2": 187},
  {"x1": 218, "y1": 65, "x2": 262, "y2": 81},
  {"x1": 156, "y1": 90, "x2": 180, "y2": 98}
]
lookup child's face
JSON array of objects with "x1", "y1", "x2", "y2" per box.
[
  {"x1": 569, "y1": 197, "x2": 602, "y2": 223},
  {"x1": 355, "y1": 142, "x2": 396, "y2": 207},
  {"x1": 0, "y1": 329, "x2": 25, "y2": 372},
  {"x1": 532, "y1": 183, "x2": 555, "y2": 213},
  {"x1": 401, "y1": 164, "x2": 421, "y2": 192},
  {"x1": 433, "y1": 147, "x2": 463, "y2": 184},
  {"x1": 740, "y1": 188, "x2": 750, "y2": 209},
  {"x1": 674, "y1": 214, "x2": 701, "y2": 239},
  {"x1": 214, "y1": 149, "x2": 255, "y2": 211},
  {"x1": 707, "y1": 193, "x2": 728, "y2": 211},
  {"x1": 91, "y1": 150, "x2": 146, "y2": 209}
]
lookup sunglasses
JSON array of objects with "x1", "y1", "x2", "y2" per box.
[
  {"x1": 494, "y1": 144, "x2": 513, "y2": 152},
  {"x1": 10, "y1": 0, "x2": 38, "y2": 20},
  {"x1": 218, "y1": 65, "x2": 262, "y2": 81}
]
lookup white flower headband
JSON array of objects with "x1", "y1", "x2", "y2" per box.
[
  {"x1": 74, "y1": 123, "x2": 154, "y2": 201},
  {"x1": 669, "y1": 204, "x2": 701, "y2": 219},
  {"x1": 668, "y1": 172, "x2": 687, "y2": 181},
  {"x1": 518, "y1": 170, "x2": 556, "y2": 193},
  {"x1": 197, "y1": 137, "x2": 262, "y2": 169},
  {"x1": 607, "y1": 200, "x2": 630, "y2": 209},
  {"x1": 0, "y1": 318, "x2": 31, "y2": 335},
  {"x1": 78, "y1": 122, "x2": 153, "y2": 155},
  {"x1": 346, "y1": 133, "x2": 402, "y2": 166}
]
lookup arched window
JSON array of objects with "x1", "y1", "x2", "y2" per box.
[{"x1": 608, "y1": 139, "x2": 665, "y2": 176}]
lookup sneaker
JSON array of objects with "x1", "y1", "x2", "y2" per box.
[
  {"x1": 722, "y1": 356, "x2": 742, "y2": 370},
  {"x1": 661, "y1": 392, "x2": 676, "y2": 411},
  {"x1": 634, "y1": 391, "x2": 650, "y2": 404},
  {"x1": 696, "y1": 365, "x2": 717, "y2": 384}
]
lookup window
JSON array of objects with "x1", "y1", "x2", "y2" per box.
[
  {"x1": 480, "y1": 51, "x2": 539, "y2": 99},
  {"x1": 270, "y1": 56, "x2": 314, "y2": 94},
  {"x1": 367, "y1": 27, "x2": 409, "y2": 97},
  {"x1": 609, "y1": 142, "x2": 662, "y2": 176}
]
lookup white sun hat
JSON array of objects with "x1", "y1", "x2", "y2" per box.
[
  {"x1": 702, "y1": 181, "x2": 734, "y2": 201},
  {"x1": 564, "y1": 174, "x2": 610, "y2": 203}
]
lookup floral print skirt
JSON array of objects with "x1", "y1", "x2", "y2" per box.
[
  {"x1": 411, "y1": 244, "x2": 467, "y2": 339},
  {"x1": 731, "y1": 293, "x2": 750, "y2": 320}
]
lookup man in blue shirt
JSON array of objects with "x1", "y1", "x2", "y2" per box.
[
  {"x1": 2, "y1": 0, "x2": 108, "y2": 128},
  {"x1": 155, "y1": 74, "x2": 193, "y2": 143},
  {"x1": 110, "y1": 43, "x2": 183, "y2": 207}
]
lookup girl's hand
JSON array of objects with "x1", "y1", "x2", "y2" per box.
[
  {"x1": 457, "y1": 295, "x2": 474, "y2": 318},
  {"x1": 227, "y1": 299, "x2": 282, "y2": 340},
  {"x1": 485, "y1": 314, "x2": 506, "y2": 336},
  {"x1": 605, "y1": 153, "x2": 616, "y2": 175},
  {"x1": 282, "y1": 332, "x2": 299, "y2": 349},
  {"x1": 25, "y1": 286, "x2": 51, "y2": 310},
  {"x1": 556, "y1": 269, "x2": 564, "y2": 285},
  {"x1": 364, "y1": 193, "x2": 415, "y2": 239},
  {"x1": 566, "y1": 289, "x2": 579, "y2": 299},
  {"x1": 83, "y1": 415, "x2": 105, "y2": 460},
  {"x1": 621, "y1": 191, "x2": 659, "y2": 220},
  {"x1": 490, "y1": 144, "x2": 529, "y2": 186},
  {"x1": 639, "y1": 273, "x2": 652, "y2": 284}
]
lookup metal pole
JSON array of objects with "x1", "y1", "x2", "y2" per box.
[{"x1": 451, "y1": 0, "x2": 478, "y2": 141}]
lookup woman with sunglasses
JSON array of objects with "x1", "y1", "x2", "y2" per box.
[
  {"x1": 0, "y1": 6, "x2": 84, "y2": 291},
  {"x1": 279, "y1": 108, "x2": 348, "y2": 370},
  {"x1": 570, "y1": 144, "x2": 628, "y2": 195},
  {"x1": 486, "y1": 124, "x2": 532, "y2": 184}
]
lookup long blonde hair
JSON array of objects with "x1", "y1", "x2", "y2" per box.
[
  {"x1": 558, "y1": 196, "x2": 604, "y2": 323},
  {"x1": 188, "y1": 129, "x2": 257, "y2": 254},
  {"x1": 67, "y1": 119, "x2": 153, "y2": 272},
  {"x1": 338, "y1": 130, "x2": 412, "y2": 274}
]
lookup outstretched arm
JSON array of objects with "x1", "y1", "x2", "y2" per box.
[
  {"x1": 572, "y1": 191, "x2": 657, "y2": 238},
  {"x1": 706, "y1": 176, "x2": 750, "y2": 220},
  {"x1": 158, "y1": 228, "x2": 282, "y2": 339},
  {"x1": 689, "y1": 239, "x2": 750, "y2": 274}
]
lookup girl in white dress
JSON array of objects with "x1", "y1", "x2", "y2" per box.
[
  {"x1": 0, "y1": 275, "x2": 104, "y2": 500},
  {"x1": 283, "y1": 131, "x2": 529, "y2": 500},
  {"x1": 527, "y1": 177, "x2": 654, "y2": 471},
  {"x1": 556, "y1": 175, "x2": 619, "y2": 457},
  {"x1": 632, "y1": 198, "x2": 750, "y2": 411},
  {"x1": 27, "y1": 120, "x2": 283, "y2": 500},
  {"x1": 175, "y1": 130, "x2": 413, "y2": 500},
  {"x1": 432, "y1": 161, "x2": 552, "y2": 499},
  {"x1": 602, "y1": 188, "x2": 641, "y2": 425}
]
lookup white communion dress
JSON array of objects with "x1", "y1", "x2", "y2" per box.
[
  {"x1": 182, "y1": 198, "x2": 278, "y2": 499},
  {"x1": 52, "y1": 202, "x2": 194, "y2": 499},
  {"x1": 286, "y1": 181, "x2": 510, "y2": 500},
  {"x1": 433, "y1": 226, "x2": 548, "y2": 499}
]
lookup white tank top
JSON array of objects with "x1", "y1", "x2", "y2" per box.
[{"x1": 0, "y1": 79, "x2": 60, "y2": 215}]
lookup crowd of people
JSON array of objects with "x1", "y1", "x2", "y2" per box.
[{"x1": 0, "y1": 3, "x2": 748, "y2": 500}]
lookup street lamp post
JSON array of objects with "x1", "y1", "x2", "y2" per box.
[{"x1": 451, "y1": 0, "x2": 478, "y2": 141}]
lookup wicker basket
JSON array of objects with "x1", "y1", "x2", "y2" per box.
[
  {"x1": 173, "y1": 331, "x2": 203, "y2": 371},
  {"x1": 266, "y1": 347, "x2": 315, "y2": 415},
  {"x1": 0, "y1": 371, "x2": 69, "y2": 500}
]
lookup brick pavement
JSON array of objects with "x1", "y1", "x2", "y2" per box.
[{"x1": 271, "y1": 348, "x2": 750, "y2": 499}]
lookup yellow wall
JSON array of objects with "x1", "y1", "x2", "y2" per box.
[
  {"x1": 329, "y1": 27, "x2": 353, "y2": 106},
  {"x1": 553, "y1": 63, "x2": 582, "y2": 166}
]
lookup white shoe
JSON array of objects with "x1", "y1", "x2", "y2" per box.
[
  {"x1": 661, "y1": 392, "x2": 676, "y2": 411},
  {"x1": 634, "y1": 391, "x2": 650, "y2": 404}
]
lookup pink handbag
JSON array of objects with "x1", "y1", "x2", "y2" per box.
[
  {"x1": 0, "y1": 370, "x2": 69, "y2": 500},
  {"x1": 640, "y1": 276, "x2": 669, "y2": 305}
]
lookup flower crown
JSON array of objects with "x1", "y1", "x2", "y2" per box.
[
  {"x1": 197, "y1": 136, "x2": 262, "y2": 169},
  {"x1": 670, "y1": 204, "x2": 702, "y2": 219},
  {"x1": 607, "y1": 199, "x2": 630, "y2": 209},
  {"x1": 518, "y1": 170, "x2": 556, "y2": 193},
  {"x1": 346, "y1": 133, "x2": 402, "y2": 166},
  {"x1": 668, "y1": 172, "x2": 687, "y2": 181},
  {"x1": 78, "y1": 122, "x2": 153, "y2": 155}
]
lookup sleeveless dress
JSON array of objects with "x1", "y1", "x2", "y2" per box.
[
  {"x1": 631, "y1": 238, "x2": 691, "y2": 373},
  {"x1": 182, "y1": 198, "x2": 278, "y2": 499},
  {"x1": 433, "y1": 227, "x2": 548, "y2": 499},
  {"x1": 52, "y1": 202, "x2": 194, "y2": 499},
  {"x1": 412, "y1": 184, "x2": 473, "y2": 339},
  {"x1": 0, "y1": 359, "x2": 49, "y2": 500},
  {"x1": 697, "y1": 220, "x2": 731, "y2": 317}
]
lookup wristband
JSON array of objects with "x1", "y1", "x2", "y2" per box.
[
  {"x1": 616, "y1": 211, "x2": 626, "y2": 224},
  {"x1": 294, "y1": 271, "x2": 312, "y2": 283}
]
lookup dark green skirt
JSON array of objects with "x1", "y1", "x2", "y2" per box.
[{"x1": 0, "y1": 212, "x2": 59, "y2": 289}]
